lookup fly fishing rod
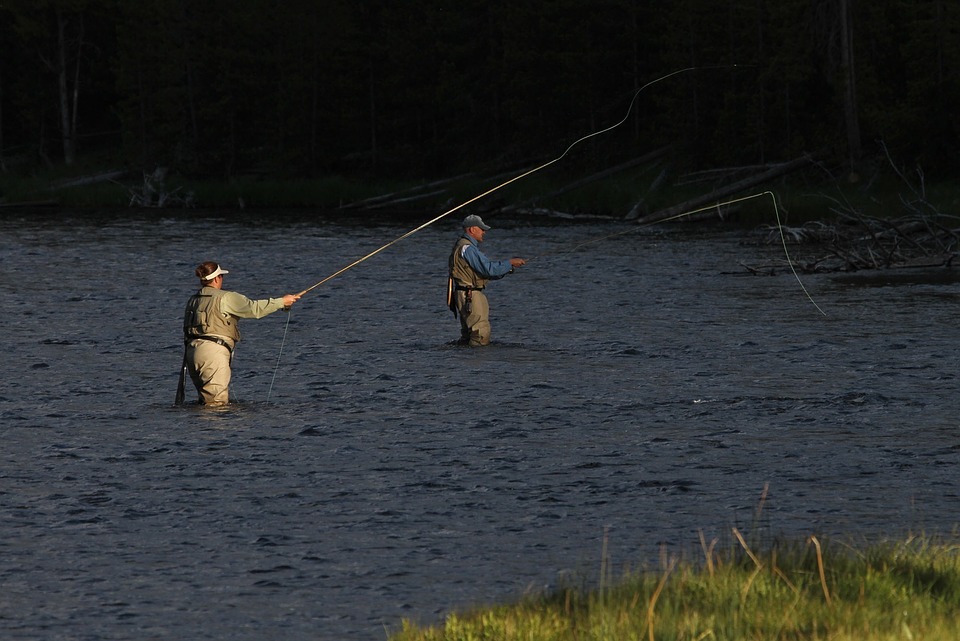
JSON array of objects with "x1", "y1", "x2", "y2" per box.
[
  {"x1": 267, "y1": 65, "x2": 741, "y2": 400},
  {"x1": 293, "y1": 65, "x2": 738, "y2": 299}
]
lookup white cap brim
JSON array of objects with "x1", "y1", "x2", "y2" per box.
[{"x1": 204, "y1": 265, "x2": 229, "y2": 280}]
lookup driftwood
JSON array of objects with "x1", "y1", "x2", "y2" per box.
[
  {"x1": 50, "y1": 170, "x2": 127, "y2": 190},
  {"x1": 634, "y1": 154, "x2": 814, "y2": 225},
  {"x1": 745, "y1": 214, "x2": 959, "y2": 274},
  {"x1": 0, "y1": 200, "x2": 59, "y2": 208},
  {"x1": 126, "y1": 167, "x2": 195, "y2": 208},
  {"x1": 500, "y1": 147, "x2": 670, "y2": 215},
  {"x1": 338, "y1": 173, "x2": 475, "y2": 210},
  {"x1": 675, "y1": 164, "x2": 788, "y2": 186},
  {"x1": 335, "y1": 159, "x2": 555, "y2": 214},
  {"x1": 365, "y1": 188, "x2": 450, "y2": 210},
  {"x1": 501, "y1": 206, "x2": 618, "y2": 221},
  {"x1": 338, "y1": 150, "x2": 670, "y2": 217},
  {"x1": 626, "y1": 164, "x2": 671, "y2": 220},
  {"x1": 741, "y1": 148, "x2": 960, "y2": 274}
]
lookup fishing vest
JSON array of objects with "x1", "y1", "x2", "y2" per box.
[
  {"x1": 183, "y1": 287, "x2": 241, "y2": 343},
  {"x1": 449, "y1": 237, "x2": 488, "y2": 290}
]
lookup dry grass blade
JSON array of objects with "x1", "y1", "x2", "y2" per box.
[
  {"x1": 644, "y1": 557, "x2": 678, "y2": 641},
  {"x1": 808, "y1": 535, "x2": 832, "y2": 605}
]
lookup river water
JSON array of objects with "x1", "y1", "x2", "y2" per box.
[{"x1": 1, "y1": 209, "x2": 958, "y2": 640}]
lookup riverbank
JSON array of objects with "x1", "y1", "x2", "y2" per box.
[
  {"x1": 389, "y1": 535, "x2": 960, "y2": 640},
  {"x1": 4, "y1": 158, "x2": 952, "y2": 224}
]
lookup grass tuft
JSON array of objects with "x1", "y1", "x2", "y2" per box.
[{"x1": 389, "y1": 535, "x2": 960, "y2": 641}]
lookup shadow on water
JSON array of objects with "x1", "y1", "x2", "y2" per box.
[{"x1": 1, "y1": 211, "x2": 958, "y2": 640}]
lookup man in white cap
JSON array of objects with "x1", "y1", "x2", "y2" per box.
[
  {"x1": 178, "y1": 261, "x2": 300, "y2": 405},
  {"x1": 448, "y1": 214, "x2": 525, "y2": 346}
]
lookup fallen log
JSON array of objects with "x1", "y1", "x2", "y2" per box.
[
  {"x1": 634, "y1": 154, "x2": 814, "y2": 225},
  {"x1": 743, "y1": 212, "x2": 960, "y2": 274},
  {"x1": 626, "y1": 164, "x2": 671, "y2": 220},
  {"x1": 337, "y1": 173, "x2": 474, "y2": 210},
  {"x1": 499, "y1": 147, "x2": 670, "y2": 215},
  {"x1": 0, "y1": 200, "x2": 59, "y2": 208},
  {"x1": 49, "y1": 170, "x2": 126, "y2": 190},
  {"x1": 366, "y1": 188, "x2": 450, "y2": 209},
  {"x1": 127, "y1": 167, "x2": 194, "y2": 208}
]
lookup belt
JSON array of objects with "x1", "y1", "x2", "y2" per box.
[
  {"x1": 454, "y1": 285, "x2": 484, "y2": 291},
  {"x1": 187, "y1": 335, "x2": 233, "y2": 352}
]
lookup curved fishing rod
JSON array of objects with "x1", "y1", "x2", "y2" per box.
[
  {"x1": 294, "y1": 65, "x2": 737, "y2": 299},
  {"x1": 267, "y1": 65, "x2": 742, "y2": 400},
  {"x1": 527, "y1": 190, "x2": 826, "y2": 316}
]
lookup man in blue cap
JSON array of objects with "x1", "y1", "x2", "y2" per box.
[{"x1": 448, "y1": 214, "x2": 526, "y2": 346}]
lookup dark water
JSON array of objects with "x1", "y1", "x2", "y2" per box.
[{"x1": 2, "y1": 210, "x2": 958, "y2": 640}]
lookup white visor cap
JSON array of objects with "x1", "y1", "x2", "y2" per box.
[{"x1": 204, "y1": 265, "x2": 230, "y2": 280}]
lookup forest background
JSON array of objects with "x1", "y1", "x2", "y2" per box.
[{"x1": 0, "y1": 0, "x2": 957, "y2": 215}]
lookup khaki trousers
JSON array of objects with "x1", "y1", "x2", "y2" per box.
[
  {"x1": 185, "y1": 339, "x2": 232, "y2": 405},
  {"x1": 456, "y1": 290, "x2": 491, "y2": 346}
]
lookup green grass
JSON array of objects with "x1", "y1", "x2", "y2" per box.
[{"x1": 389, "y1": 534, "x2": 960, "y2": 641}]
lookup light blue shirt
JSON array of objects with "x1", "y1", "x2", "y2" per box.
[{"x1": 458, "y1": 234, "x2": 513, "y2": 279}]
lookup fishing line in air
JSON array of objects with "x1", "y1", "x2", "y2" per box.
[
  {"x1": 267, "y1": 65, "x2": 740, "y2": 398},
  {"x1": 293, "y1": 65, "x2": 734, "y2": 299},
  {"x1": 528, "y1": 190, "x2": 826, "y2": 316},
  {"x1": 266, "y1": 309, "x2": 293, "y2": 401}
]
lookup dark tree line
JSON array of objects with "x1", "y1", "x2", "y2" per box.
[{"x1": 1, "y1": 0, "x2": 957, "y2": 181}]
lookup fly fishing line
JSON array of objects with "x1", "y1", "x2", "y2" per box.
[
  {"x1": 527, "y1": 190, "x2": 826, "y2": 315},
  {"x1": 267, "y1": 65, "x2": 742, "y2": 398},
  {"x1": 266, "y1": 308, "x2": 293, "y2": 401},
  {"x1": 292, "y1": 65, "x2": 737, "y2": 299}
]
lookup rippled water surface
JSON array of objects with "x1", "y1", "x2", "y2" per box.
[{"x1": 2, "y1": 210, "x2": 958, "y2": 640}]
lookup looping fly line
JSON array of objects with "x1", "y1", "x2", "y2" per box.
[
  {"x1": 528, "y1": 190, "x2": 826, "y2": 316},
  {"x1": 268, "y1": 65, "x2": 765, "y2": 400},
  {"x1": 294, "y1": 65, "x2": 736, "y2": 298}
]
